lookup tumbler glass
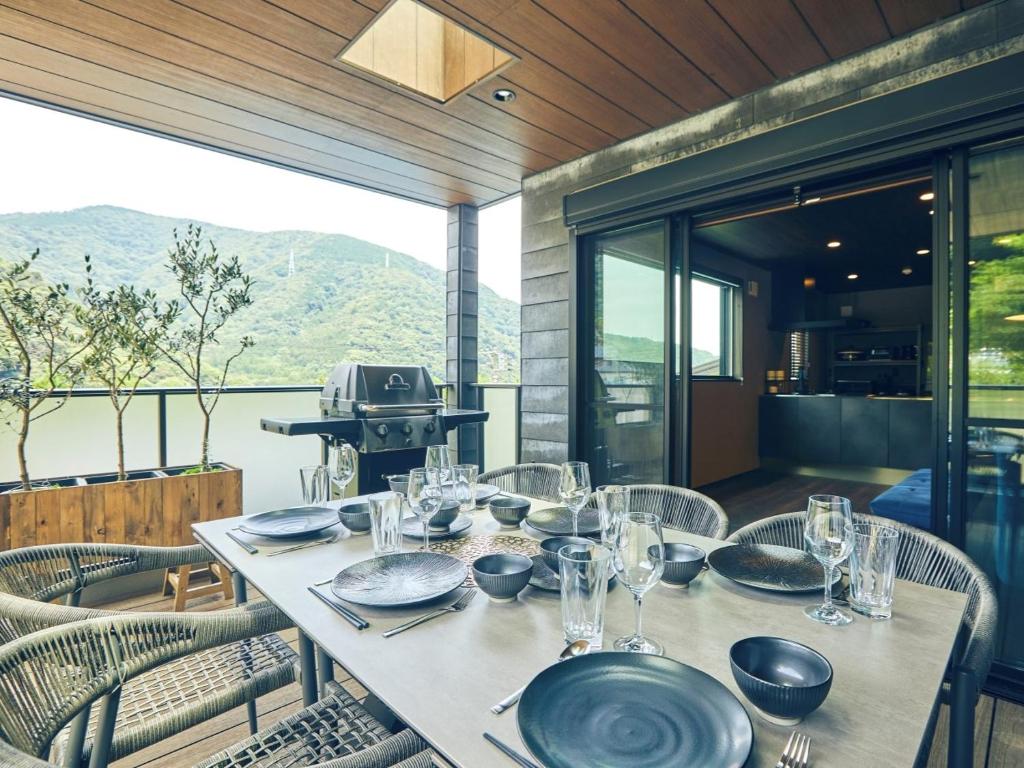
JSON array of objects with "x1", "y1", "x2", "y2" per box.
[
  {"x1": 368, "y1": 491, "x2": 402, "y2": 556},
  {"x1": 452, "y1": 464, "x2": 478, "y2": 513},
  {"x1": 849, "y1": 522, "x2": 900, "y2": 619},
  {"x1": 299, "y1": 465, "x2": 329, "y2": 505},
  {"x1": 596, "y1": 484, "x2": 630, "y2": 550},
  {"x1": 558, "y1": 543, "x2": 611, "y2": 651}
]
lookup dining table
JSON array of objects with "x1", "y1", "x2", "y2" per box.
[{"x1": 193, "y1": 494, "x2": 967, "y2": 767}]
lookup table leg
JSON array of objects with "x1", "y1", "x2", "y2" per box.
[
  {"x1": 297, "y1": 630, "x2": 318, "y2": 706},
  {"x1": 316, "y1": 646, "x2": 335, "y2": 697},
  {"x1": 232, "y1": 571, "x2": 248, "y2": 605}
]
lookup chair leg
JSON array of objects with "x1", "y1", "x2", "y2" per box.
[
  {"x1": 88, "y1": 690, "x2": 121, "y2": 768},
  {"x1": 211, "y1": 562, "x2": 234, "y2": 602},
  {"x1": 245, "y1": 700, "x2": 258, "y2": 734},
  {"x1": 173, "y1": 565, "x2": 191, "y2": 612},
  {"x1": 62, "y1": 704, "x2": 91, "y2": 768},
  {"x1": 949, "y1": 668, "x2": 976, "y2": 767}
]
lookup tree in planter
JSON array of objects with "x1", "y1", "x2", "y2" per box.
[
  {"x1": 79, "y1": 284, "x2": 179, "y2": 482},
  {"x1": 156, "y1": 226, "x2": 255, "y2": 472},
  {"x1": 0, "y1": 251, "x2": 95, "y2": 490}
]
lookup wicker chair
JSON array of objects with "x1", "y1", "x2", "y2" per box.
[
  {"x1": 622, "y1": 485, "x2": 729, "y2": 539},
  {"x1": 0, "y1": 612, "x2": 431, "y2": 768},
  {"x1": 727, "y1": 512, "x2": 998, "y2": 766},
  {"x1": 478, "y1": 463, "x2": 563, "y2": 503},
  {"x1": 0, "y1": 543, "x2": 300, "y2": 768}
]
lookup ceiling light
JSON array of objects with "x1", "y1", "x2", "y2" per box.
[
  {"x1": 803, "y1": 276, "x2": 817, "y2": 289},
  {"x1": 968, "y1": 260, "x2": 978, "y2": 266},
  {"x1": 919, "y1": 192, "x2": 935, "y2": 201},
  {"x1": 929, "y1": 210, "x2": 934, "y2": 215},
  {"x1": 847, "y1": 273, "x2": 859, "y2": 280},
  {"x1": 916, "y1": 249, "x2": 929, "y2": 256},
  {"x1": 901, "y1": 267, "x2": 913, "y2": 276},
  {"x1": 827, "y1": 240, "x2": 841, "y2": 249},
  {"x1": 492, "y1": 88, "x2": 516, "y2": 103}
]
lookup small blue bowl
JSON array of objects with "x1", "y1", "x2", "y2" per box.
[
  {"x1": 472, "y1": 553, "x2": 534, "y2": 602},
  {"x1": 489, "y1": 496, "x2": 531, "y2": 529},
  {"x1": 730, "y1": 636, "x2": 833, "y2": 725},
  {"x1": 429, "y1": 500, "x2": 460, "y2": 530},
  {"x1": 657, "y1": 543, "x2": 707, "y2": 588},
  {"x1": 539, "y1": 536, "x2": 592, "y2": 571},
  {"x1": 338, "y1": 503, "x2": 371, "y2": 535}
]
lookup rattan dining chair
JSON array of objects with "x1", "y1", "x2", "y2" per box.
[
  {"x1": 0, "y1": 611, "x2": 432, "y2": 768},
  {"x1": 478, "y1": 462, "x2": 563, "y2": 503},
  {"x1": 727, "y1": 511, "x2": 998, "y2": 767},
  {"x1": 0, "y1": 543, "x2": 300, "y2": 768},
  {"x1": 623, "y1": 484, "x2": 729, "y2": 539}
]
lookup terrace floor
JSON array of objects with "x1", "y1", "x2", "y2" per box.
[{"x1": 97, "y1": 575, "x2": 1024, "y2": 768}]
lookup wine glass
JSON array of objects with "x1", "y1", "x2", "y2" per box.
[
  {"x1": 804, "y1": 494, "x2": 855, "y2": 626},
  {"x1": 425, "y1": 445, "x2": 453, "y2": 484},
  {"x1": 327, "y1": 442, "x2": 356, "y2": 498},
  {"x1": 559, "y1": 461, "x2": 592, "y2": 537},
  {"x1": 408, "y1": 467, "x2": 442, "y2": 551},
  {"x1": 611, "y1": 511, "x2": 665, "y2": 655}
]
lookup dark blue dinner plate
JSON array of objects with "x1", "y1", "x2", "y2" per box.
[{"x1": 518, "y1": 653, "x2": 752, "y2": 768}]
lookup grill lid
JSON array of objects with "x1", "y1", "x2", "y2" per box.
[{"x1": 320, "y1": 364, "x2": 444, "y2": 418}]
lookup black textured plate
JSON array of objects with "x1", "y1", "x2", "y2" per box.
[
  {"x1": 330, "y1": 552, "x2": 468, "y2": 607},
  {"x1": 528, "y1": 555, "x2": 616, "y2": 593},
  {"x1": 525, "y1": 506, "x2": 601, "y2": 536},
  {"x1": 708, "y1": 543, "x2": 842, "y2": 593},
  {"x1": 518, "y1": 653, "x2": 752, "y2": 768},
  {"x1": 238, "y1": 507, "x2": 339, "y2": 539},
  {"x1": 401, "y1": 515, "x2": 472, "y2": 539}
]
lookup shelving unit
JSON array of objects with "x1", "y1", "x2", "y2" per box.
[{"x1": 827, "y1": 325, "x2": 929, "y2": 396}]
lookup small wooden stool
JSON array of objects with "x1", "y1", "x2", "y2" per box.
[{"x1": 162, "y1": 562, "x2": 234, "y2": 611}]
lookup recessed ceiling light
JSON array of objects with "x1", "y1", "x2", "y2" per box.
[
  {"x1": 492, "y1": 88, "x2": 517, "y2": 103},
  {"x1": 803, "y1": 276, "x2": 817, "y2": 289},
  {"x1": 919, "y1": 192, "x2": 935, "y2": 201},
  {"x1": 929, "y1": 209, "x2": 934, "y2": 215},
  {"x1": 968, "y1": 260, "x2": 978, "y2": 266},
  {"x1": 901, "y1": 267, "x2": 913, "y2": 276},
  {"x1": 847, "y1": 273, "x2": 859, "y2": 280},
  {"x1": 827, "y1": 240, "x2": 841, "y2": 249},
  {"x1": 916, "y1": 249, "x2": 929, "y2": 256}
]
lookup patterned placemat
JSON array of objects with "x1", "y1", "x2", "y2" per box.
[{"x1": 429, "y1": 534, "x2": 541, "y2": 587}]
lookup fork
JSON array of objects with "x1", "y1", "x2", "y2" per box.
[
  {"x1": 776, "y1": 731, "x2": 810, "y2": 768},
  {"x1": 382, "y1": 589, "x2": 477, "y2": 638},
  {"x1": 266, "y1": 533, "x2": 340, "y2": 557}
]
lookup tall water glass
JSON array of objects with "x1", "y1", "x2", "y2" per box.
[
  {"x1": 804, "y1": 495, "x2": 855, "y2": 626},
  {"x1": 850, "y1": 522, "x2": 900, "y2": 619},
  {"x1": 559, "y1": 461, "x2": 592, "y2": 537},
  {"x1": 558, "y1": 543, "x2": 611, "y2": 651},
  {"x1": 612, "y1": 512, "x2": 665, "y2": 655},
  {"x1": 407, "y1": 468, "x2": 442, "y2": 551},
  {"x1": 299, "y1": 465, "x2": 329, "y2": 505},
  {"x1": 425, "y1": 445, "x2": 453, "y2": 484},
  {"x1": 596, "y1": 484, "x2": 630, "y2": 550},
  {"x1": 452, "y1": 464, "x2": 478, "y2": 513},
  {"x1": 368, "y1": 491, "x2": 402, "y2": 556},
  {"x1": 327, "y1": 443, "x2": 357, "y2": 498}
]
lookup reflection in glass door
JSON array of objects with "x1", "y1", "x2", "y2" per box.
[
  {"x1": 963, "y1": 140, "x2": 1024, "y2": 674},
  {"x1": 580, "y1": 222, "x2": 667, "y2": 486}
]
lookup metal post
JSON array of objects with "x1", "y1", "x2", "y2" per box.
[
  {"x1": 948, "y1": 667, "x2": 976, "y2": 766},
  {"x1": 87, "y1": 689, "x2": 121, "y2": 768},
  {"x1": 316, "y1": 646, "x2": 335, "y2": 696},
  {"x1": 157, "y1": 391, "x2": 168, "y2": 468},
  {"x1": 297, "y1": 630, "x2": 318, "y2": 706}
]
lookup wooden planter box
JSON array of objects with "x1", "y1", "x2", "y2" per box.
[{"x1": 0, "y1": 464, "x2": 242, "y2": 551}]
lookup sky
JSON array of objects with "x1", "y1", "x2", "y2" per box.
[{"x1": 0, "y1": 96, "x2": 522, "y2": 301}]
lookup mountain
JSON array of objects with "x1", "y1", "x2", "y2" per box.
[{"x1": 0, "y1": 206, "x2": 520, "y2": 385}]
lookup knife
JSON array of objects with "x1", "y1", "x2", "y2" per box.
[
  {"x1": 307, "y1": 586, "x2": 370, "y2": 630},
  {"x1": 225, "y1": 530, "x2": 258, "y2": 554}
]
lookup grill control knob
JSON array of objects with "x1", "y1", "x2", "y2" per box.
[
  {"x1": 424, "y1": 421, "x2": 436, "y2": 434},
  {"x1": 375, "y1": 423, "x2": 389, "y2": 438},
  {"x1": 401, "y1": 423, "x2": 413, "y2": 436}
]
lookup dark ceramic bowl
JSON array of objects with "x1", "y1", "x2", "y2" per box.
[
  {"x1": 539, "y1": 536, "x2": 593, "y2": 572},
  {"x1": 472, "y1": 553, "x2": 534, "y2": 602},
  {"x1": 729, "y1": 636, "x2": 833, "y2": 725},
  {"x1": 428, "y1": 500, "x2": 460, "y2": 530},
  {"x1": 657, "y1": 543, "x2": 707, "y2": 588},
  {"x1": 386, "y1": 474, "x2": 409, "y2": 496},
  {"x1": 489, "y1": 496, "x2": 531, "y2": 529},
  {"x1": 338, "y1": 502, "x2": 371, "y2": 535}
]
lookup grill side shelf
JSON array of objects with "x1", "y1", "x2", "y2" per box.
[{"x1": 259, "y1": 416, "x2": 361, "y2": 439}]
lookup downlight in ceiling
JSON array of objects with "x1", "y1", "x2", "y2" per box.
[{"x1": 337, "y1": 0, "x2": 517, "y2": 104}]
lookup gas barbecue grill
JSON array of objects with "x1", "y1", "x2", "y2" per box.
[{"x1": 260, "y1": 364, "x2": 488, "y2": 493}]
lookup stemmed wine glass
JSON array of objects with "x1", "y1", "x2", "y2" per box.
[
  {"x1": 425, "y1": 445, "x2": 453, "y2": 485},
  {"x1": 611, "y1": 511, "x2": 665, "y2": 655},
  {"x1": 804, "y1": 494, "x2": 855, "y2": 626},
  {"x1": 559, "y1": 461, "x2": 592, "y2": 537},
  {"x1": 327, "y1": 442, "x2": 356, "y2": 499},
  {"x1": 408, "y1": 467, "x2": 443, "y2": 551}
]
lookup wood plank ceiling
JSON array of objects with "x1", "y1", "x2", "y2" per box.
[{"x1": 0, "y1": 0, "x2": 984, "y2": 208}]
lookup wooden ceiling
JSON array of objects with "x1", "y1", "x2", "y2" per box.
[{"x1": 0, "y1": 0, "x2": 985, "y2": 208}]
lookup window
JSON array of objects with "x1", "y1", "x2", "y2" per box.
[{"x1": 691, "y1": 273, "x2": 740, "y2": 378}]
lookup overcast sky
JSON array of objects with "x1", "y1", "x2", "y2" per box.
[{"x1": 0, "y1": 96, "x2": 521, "y2": 301}]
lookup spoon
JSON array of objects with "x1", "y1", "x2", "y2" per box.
[{"x1": 490, "y1": 639, "x2": 590, "y2": 714}]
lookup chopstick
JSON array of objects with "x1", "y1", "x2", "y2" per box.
[
  {"x1": 307, "y1": 586, "x2": 369, "y2": 630},
  {"x1": 225, "y1": 530, "x2": 258, "y2": 554},
  {"x1": 483, "y1": 733, "x2": 539, "y2": 768}
]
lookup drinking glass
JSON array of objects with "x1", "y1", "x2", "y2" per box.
[
  {"x1": 849, "y1": 522, "x2": 900, "y2": 619},
  {"x1": 559, "y1": 461, "x2": 592, "y2": 537},
  {"x1": 611, "y1": 512, "x2": 665, "y2": 655},
  {"x1": 452, "y1": 463, "x2": 478, "y2": 513},
  {"x1": 299, "y1": 465, "x2": 329, "y2": 505},
  {"x1": 425, "y1": 445, "x2": 453, "y2": 484},
  {"x1": 596, "y1": 484, "x2": 630, "y2": 550},
  {"x1": 804, "y1": 495, "x2": 855, "y2": 626},
  {"x1": 327, "y1": 443, "x2": 357, "y2": 498},
  {"x1": 407, "y1": 467, "x2": 443, "y2": 551},
  {"x1": 368, "y1": 491, "x2": 402, "y2": 556},
  {"x1": 558, "y1": 542, "x2": 611, "y2": 651}
]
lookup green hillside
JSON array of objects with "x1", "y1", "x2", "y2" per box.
[{"x1": 0, "y1": 206, "x2": 520, "y2": 385}]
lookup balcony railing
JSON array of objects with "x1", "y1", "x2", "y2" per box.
[{"x1": 0, "y1": 383, "x2": 521, "y2": 515}]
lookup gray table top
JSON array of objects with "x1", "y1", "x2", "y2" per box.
[{"x1": 194, "y1": 497, "x2": 966, "y2": 767}]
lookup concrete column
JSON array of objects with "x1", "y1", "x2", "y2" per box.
[{"x1": 446, "y1": 204, "x2": 481, "y2": 466}]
